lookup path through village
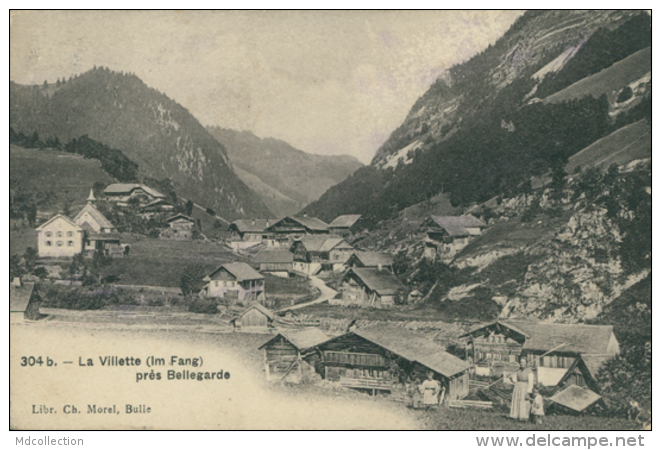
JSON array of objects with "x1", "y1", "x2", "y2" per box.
[{"x1": 277, "y1": 275, "x2": 337, "y2": 313}]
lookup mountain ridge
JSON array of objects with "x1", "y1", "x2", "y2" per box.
[
  {"x1": 10, "y1": 67, "x2": 271, "y2": 220},
  {"x1": 207, "y1": 127, "x2": 363, "y2": 217}
]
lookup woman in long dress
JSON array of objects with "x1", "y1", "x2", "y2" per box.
[
  {"x1": 420, "y1": 371, "x2": 441, "y2": 409},
  {"x1": 509, "y1": 356, "x2": 534, "y2": 421}
]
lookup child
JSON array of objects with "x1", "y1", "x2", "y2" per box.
[{"x1": 530, "y1": 385, "x2": 545, "y2": 424}]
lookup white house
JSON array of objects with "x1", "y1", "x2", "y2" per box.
[
  {"x1": 35, "y1": 215, "x2": 85, "y2": 258},
  {"x1": 201, "y1": 262, "x2": 266, "y2": 303}
]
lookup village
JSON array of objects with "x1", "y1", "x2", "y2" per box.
[{"x1": 9, "y1": 181, "x2": 640, "y2": 430}]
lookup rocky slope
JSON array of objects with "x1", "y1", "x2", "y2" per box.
[
  {"x1": 9, "y1": 67, "x2": 270, "y2": 220},
  {"x1": 305, "y1": 10, "x2": 651, "y2": 224},
  {"x1": 207, "y1": 127, "x2": 363, "y2": 217}
]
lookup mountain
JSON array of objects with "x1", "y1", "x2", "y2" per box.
[
  {"x1": 207, "y1": 127, "x2": 363, "y2": 217},
  {"x1": 304, "y1": 10, "x2": 651, "y2": 226},
  {"x1": 9, "y1": 67, "x2": 270, "y2": 221}
]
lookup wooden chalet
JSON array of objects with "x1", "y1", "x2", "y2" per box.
[
  {"x1": 103, "y1": 183, "x2": 166, "y2": 206},
  {"x1": 553, "y1": 354, "x2": 613, "y2": 395},
  {"x1": 201, "y1": 262, "x2": 265, "y2": 303},
  {"x1": 140, "y1": 198, "x2": 174, "y2": 213},
  {"x1": 345, "y1": 251, "x2": 394, "y2": 272},
  {"x1": 259, "y1": 328, "x2": 331, "y2": 382},
  {"x1": 460, "y1": 321, "x2": 619, "y2": 385},
  {"x1": 290, "y1": 236, "x2": 354, "y2": 275},
  {"x1": 334, "y1": 267, "x2": 405, "y2": 309},
  {"x1": 253, "y1": 249, "x2": 293, "y2": 277},
  {"x1": 228, "y1": 219, "x2": 278, "y2": 248},
  {"x1": 265, "y1": 215, "x2": 330, "y2": 247},
  {"x1": 229, "y1": 303, "x2": 274, "y2": 332},
  {"x1": 10, "y1": 281, "x2": 41, "y2": 322},
  {"x1": 329, "y1": 214, "x2": 363, "y2": 237},
  {"x1": 547, "y1": 354, "x2": 613, "y2": 414},
  {"x1": 422, "y1": 214, "x2": 486, "y2": 260},
  {"x1": 313, "y1": 325, "x2": 470, "y2": 399}
]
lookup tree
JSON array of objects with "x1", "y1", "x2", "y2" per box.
[
  {"x1": 87, "y1": 250, "x2": 112, "y2": 285},
  {"x1": 185, "y1": 200, "x2": 194, "y2": 217},
  {"x1": 23, "y1": 247, "x2": 38, "y2": 273},
  {"x1": 180, "y1": 264, "x2": 206, "y2": 295},
  {"x1": 62, "y1": 191, "x2": 73, "y2": 217},
  {"x1": 33, "y1": 267, "x2": 49, "y2": 280},
  {"x1": 10, "y1": 254, "x2": 24, "y2": 282}
]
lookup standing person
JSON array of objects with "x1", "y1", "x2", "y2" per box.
[
  {"x1": 530, "y1": 385, "x2": 545, "y2": 424},
  {"x1": 420, "y1": 371, "x2": 441, "y2": 410},
  {"x1": 508, "y1": 356, "x2": 534, "y2": 421},
  {"x1": 404, "y1": 376, "x2": 416, "y2": 409}
]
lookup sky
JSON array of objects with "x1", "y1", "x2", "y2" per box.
[{"x1": 10, "y1": 10, "x2": 523, "y2": 164}]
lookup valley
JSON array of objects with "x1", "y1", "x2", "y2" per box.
[{"x1": 9, "y1": 10, "x2": 651, "y2": 430}]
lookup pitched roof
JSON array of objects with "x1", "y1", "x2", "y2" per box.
[
  {"x1": 10, "y1": 283, "x2": 36, "y2": 312},
  {"x1": 503, "y1": 321, "x2": 616, "y2": 355},
  {"x1": 253, "y1": 249, "x2": 293, "y2": 264},
  {"x1": 350, "y1": 251, "x2": 394, "y2": 267},
  {"x1": 549, "y1": 385, "x2": 602, "y2": 412},
  {"x1": 206, "y1": 262, "x2": 264, "y2": 282},
  {"x1": 166, "y1": 214, "x2": 194, "y2": 223},
  {"x1": 259, "y1": 328, "x2": 330, "y2": 351},
  {"x1": 35, "y1": 214, "x2": 83, "y2": 232},
  {"x1": 345, "y1": 268, "x2": 404, "y2": 296},
  {"x1": 580, "y1": 354, "x2": 613, "y2": 380},
  {"x1": 231, "y1": 219, "x2": 277, "y2": 233},
  {"x1": 289, "y1": 216, "x2": 329, "y2": 231},
  {"x1": 230, "y1": 303, "x2": 274, "y2": 323},
  {"x1": 294, "y1": 236, "x2": 351, "y2": 253},
  {"x1": 73, "y1": 203, "x2": 115, "y2": 230},
  {"x1": 426, "y1": 215, "x2": 486, "y2": 237},
  {"x1": 329, "y1": 214, "x2": 362, "y2": 228},
  {"x1": 103, "y1": 183, "x2": 165, "y2": 198},
  {"x1": 354, "y1": 325, "x2": 470, "y2": 378}
]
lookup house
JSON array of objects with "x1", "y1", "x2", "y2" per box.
[
  {"x1": 553, "y1": 354, "x2": 613, "y2": 395},
  {"x1": 73, "y1": 192, "x2": 123, "y2": 256},
  {"x1": 290, "y1": 236, "x2": 354, "y2": 275},
  {"x1": 229, "y1": 303, "x2": 274, "y2": 332},
  {"x1": 103, "y1": 183, "x2": 166, "y2": 206},
  {"x1": 333, "y1": 267, "x2": 405, "y2": 309},
  {"x1": 460, "y1": 321, "x2": 620, "y2": 385},
  {"x1": 162, "y1": 214, "x2": 195, "y2": 240},
  {"x1": 10, "y1": 281, "x2": 41, "y2": 322},
  {"x1": 36, "y1": 214, "x2": 85, "y2": 258},
  {"x1": 329, "y1": 214, "x2": 363, "y2": 237},
  {"x1": 266, "y1": 215, "x2": 330, "y2": 247},
  {"x1": 258, "y1": 328, "x2": 330, "y2": 381},
  {"x1": 345, "y1": 251, "x2": 394, "y2": 272},
  {"x1": 140, "y1": 198, "x2": 174, "y2": 214},
  {"x1": 201, "y1": 262, "x2": 265, "y2": 303},
  {"x1": 313, "y1": 325, "x2": 470, "y2": 400},
  {"x1": 228, "y1": 219, "x2": 278, "y2": 248},
  {"x1": 421, "y1": 215, "x2": 487, "y2": 260},
  {"x1": 253, "y1": 249, "x2": 293, "y2": 277}
]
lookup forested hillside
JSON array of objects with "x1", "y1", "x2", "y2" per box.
[{"x1": 10, "y1": 67, "x2": 270, "y2": 220}]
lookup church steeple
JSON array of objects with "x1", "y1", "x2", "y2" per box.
[{"x1": 87, "y1": 188, "x2": 96, "y2": 204}]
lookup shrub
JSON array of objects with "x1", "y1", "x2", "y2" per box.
[{"x1": 187, "y1": 298, "x2": 219, "y2": 314}]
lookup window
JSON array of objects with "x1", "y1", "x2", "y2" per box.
[
  {"x1": 45, "y1": 231, "x2": 52, "y2": 237},
  {"x1": 214, "y1": 281, "x2": 219, "y2": 287},
  {"x1": 67, "y1": 231, "x2": 73, "y2": 237},
  {"x1": 46, "y1": 241, "x2": 52, "y2": 246},
  {"x1": 67, "y1": 241, "x2": 74, "y2": 247},
  {"x1": 57, "y1": 231, "x2": 62, "y2": 237},
  {"x1": 57, "y1": 241, "x2": 63, "y2": 246}
]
